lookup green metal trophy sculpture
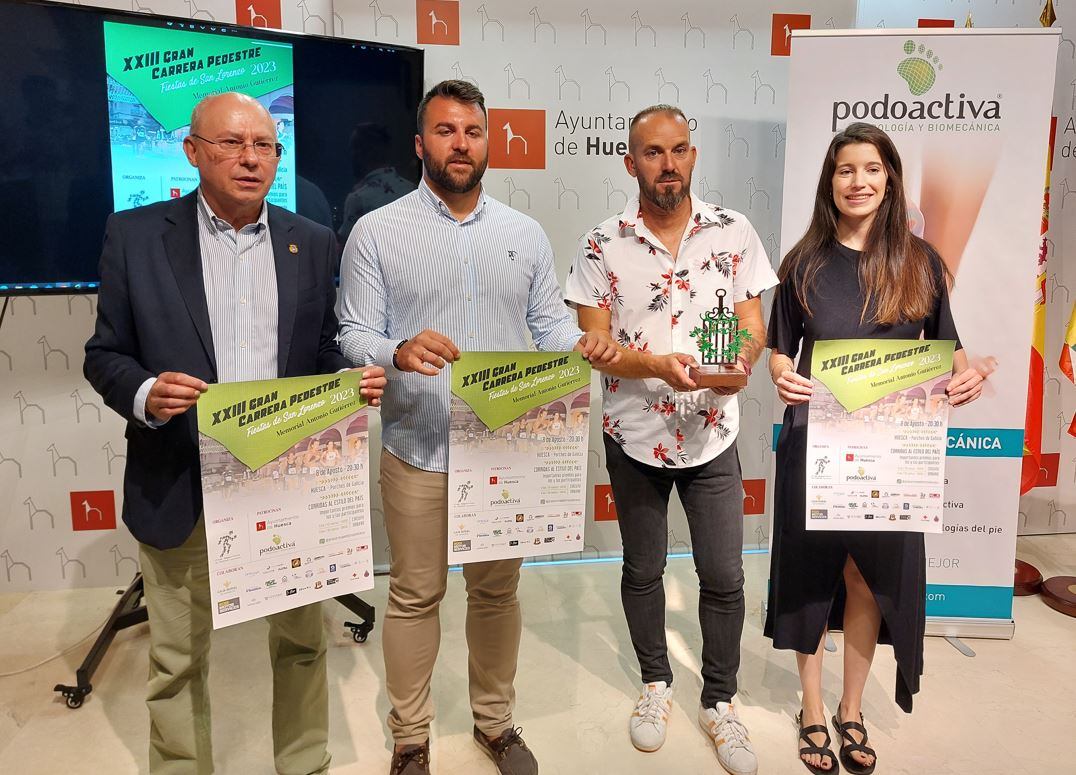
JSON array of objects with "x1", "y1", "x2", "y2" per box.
[{"x1": 688, "y1": 289, "x2": 751, "y2": 388}]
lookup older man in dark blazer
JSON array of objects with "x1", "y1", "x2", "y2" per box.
[{"x1": 85, "y1": 92, "x2": 385, "y2": 775}]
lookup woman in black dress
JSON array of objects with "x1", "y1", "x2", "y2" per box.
[{"x1": 765, "y1": 123, "x2": 984, "y2": 774}]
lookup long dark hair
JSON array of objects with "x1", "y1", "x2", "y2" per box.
[{"x1": 779, "y1": 122, "x2": 945, "y2": 325}]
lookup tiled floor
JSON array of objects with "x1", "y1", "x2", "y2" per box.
[{"x1": 1, "y1": 535, "x2": 1073, "y2": 774}]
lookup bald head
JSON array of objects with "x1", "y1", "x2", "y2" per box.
[
  {"x1": 183, "y1": 92, "x2": 280, "y2": 229},
  {"x1": 189, "y1": 92, "x2": 274, "y2": 137},
  {"x1": 627, "y1": 104, "x2": 689, "y2": 155}
]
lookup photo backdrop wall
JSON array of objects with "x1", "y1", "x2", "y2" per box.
[{"x1": 2, "y1": 0, "x2": 1071, "y2": 593}]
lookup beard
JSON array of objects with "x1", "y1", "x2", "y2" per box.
[
  {"x1": 640, "y1": 171, "x2": 692, "y2": 211},
  {"x1": 423, "y1": 150, "x2": 488, "y2": 194}
]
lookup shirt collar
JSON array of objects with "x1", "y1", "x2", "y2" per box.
[
  {"x1": 418, "y1": 177, "x2": 487, "y2": 224},
  {"x1": 197, "y1": 189, "x2": 268, "y2": 234}
]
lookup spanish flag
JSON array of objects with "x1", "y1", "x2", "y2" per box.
[
  {"x1": 1062, "y1": 302, "x2": 1076, "y2": 384},
  {"x1": 1020, "y1": 114, "x2": 1055, "y2": 493},
  {"x1": 1063, "y1": 301, "x2": 1076, "y2": 438}
]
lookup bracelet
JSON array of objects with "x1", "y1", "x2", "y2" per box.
[{"x1": 391, "y1": 339, "x2": 408, "y2": 370}]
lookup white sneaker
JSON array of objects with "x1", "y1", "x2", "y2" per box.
[
  {"x1": 629, "y1": 681, "x2": 673, "y2": 752},
  {"x1": 698, "y1": 701, "x2": 758, "y2": 775}
]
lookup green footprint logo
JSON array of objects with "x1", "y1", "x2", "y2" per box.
[{"x1": 896, "y1": 40, "x2": 943, "y2": 96}]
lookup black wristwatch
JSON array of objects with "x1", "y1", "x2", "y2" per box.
[{"x1": 391, "y1": 339, "x2": 408, "y2": 370}]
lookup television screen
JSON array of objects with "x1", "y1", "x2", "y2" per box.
[{"x1": 0, "y1": 0, "x2": 423, "y2": 294}]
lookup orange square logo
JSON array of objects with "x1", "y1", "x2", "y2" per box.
[
  {"x1": 594, "y1": 484, "x2": 617, "y2": 521},
  {"x1": 70, "y1": 490, "x2": 117, "y2": 531},
  {"x1": 1037, "y1": 453, "x2": 1060, "y2": 488},
  {"x1": 771, "y1": 13, "x2": 811, "y2": 57},
  {"x1": 742, "y1": 479, "x2": 766, "y2": 516},
  {"x1": 237, "y1": 0, "x2": 281, "y2": 30},
  {"x1": 416, "y1": 0, "x2": 460, "y2": 45},
  {"x1": 918, "y1": 18, "x2": 955, "y2": 28},
  {"x1": 488, "y1": 109, "x2": 545, "y2": 169}
]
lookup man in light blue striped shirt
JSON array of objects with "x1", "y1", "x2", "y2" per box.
[{"x1": 339, "y1": 80, "x2": 618, "y2": 775}]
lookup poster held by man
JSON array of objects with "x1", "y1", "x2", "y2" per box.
[{"x1": 197, "y1": 371, "x2": 374, "y2": 629}]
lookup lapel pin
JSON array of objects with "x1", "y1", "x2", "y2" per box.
[{"x1": 288, "y1": 243, "x2": 298, "y2": 254}]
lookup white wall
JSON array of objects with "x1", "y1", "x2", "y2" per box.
[{"x1": 11, "y1": 0, "x2": 1067, "y2": 593}]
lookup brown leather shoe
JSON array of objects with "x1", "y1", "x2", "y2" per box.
[
  {"x1": 390, "y1": 741, "x2": 430, "y2": 775},
  {"x1": 473, "y1": 726, "x2": 538, "y2": 775}
]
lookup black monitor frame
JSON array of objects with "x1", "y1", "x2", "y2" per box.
[{"x1": 0, "y1": 0, "x2": 423, "y2": 296}]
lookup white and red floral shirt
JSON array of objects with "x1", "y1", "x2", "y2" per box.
[{"x1": 565, "y1": 195, "x2": 778, "y2": 468}]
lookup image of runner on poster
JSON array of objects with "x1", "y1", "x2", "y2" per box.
[
  {"x1": 197, "y1": 371, "x2": 372, "y2": 628},
  {"x1": 806, "y1": 338, "x2": 954, "y2": 533},
  {"x1": 449, "y1": 352, "x2": 591, "y2": 564}
]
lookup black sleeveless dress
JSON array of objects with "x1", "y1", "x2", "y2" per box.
[{"x1": 764, "y1": 241, "x2": 960, "y2": 713}]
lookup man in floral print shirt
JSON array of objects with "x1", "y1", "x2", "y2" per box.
[{"x1": 565, "y1": 105, "x2": 777, "y2": 775}]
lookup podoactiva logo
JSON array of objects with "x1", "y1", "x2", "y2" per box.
[
  {"x1": 259, "y1": 533, "x2": 296, "y2": 556},
  {"x1": 896, "y1": 39, "x2": 942, "y2": 96},
  {"x1": 830, "y1": 39, "x2": 1001, "y2": 132}
]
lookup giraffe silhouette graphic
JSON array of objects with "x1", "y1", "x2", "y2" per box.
[
  {"x1": 247, "y1": 4, "x2": 269, "y2": 28},
  {"x1": 897, "y1": 40, "x2": 943, "y2": 96},
  {"x1": 370, "y1": 0, "x2": 398, "y2": 37},
  {"x1": 47, "y1": 443, "x2": 78, "y2": 477},
  {"x1": 24, "y1": 497, "x2": 55, "y2": 530},
  {"x1": 103, "y1": 441, "x2": 127, "y2": 475},
  {"x1": 2, "y1": 549, "x2": 32, "y2": 582},
  {"x1": 82, "y1": 499, "x2": 105, "y2": 522},
  {"x1": 110, "y1": 545, "x2": 139, "y2": 578},
  {"x1": 56, "y1": 547, "x2": 87, "y2": 579},
  {"x1": 502, "y1": 121, "x2": 529, "y2": 155}
]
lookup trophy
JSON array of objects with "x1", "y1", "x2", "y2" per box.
[{"x1": 687, "y1": 289, "x2": 751, "y2": 389}]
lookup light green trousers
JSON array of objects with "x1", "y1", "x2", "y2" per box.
[{"x1": 139, "y1": 517, "x2": 330, "y2": 775}]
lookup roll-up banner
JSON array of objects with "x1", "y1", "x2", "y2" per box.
[{"x1": 776, "y1": 28, "x2": 1059, "y2": 638}]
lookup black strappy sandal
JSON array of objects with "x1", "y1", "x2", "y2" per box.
[
  {"x1": 831, "y1": 707, "x2": 877, "y2": 775},
  {"x1": 796, "y1": 710, "x2": 839, "y2": 774}
]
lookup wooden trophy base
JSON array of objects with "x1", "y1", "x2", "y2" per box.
[
  {"x1": 689, "y1": 364, "x2": 748, "y2": 389},
  {"x1": 1040, "y1": 576, "x2": 1076, "y2": 617},
  {"x1": 1013, "y1": 559, "x2": 1043, "y2": 596}
]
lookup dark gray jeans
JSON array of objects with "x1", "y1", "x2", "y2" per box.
[{"x1": 604, "y1": 435, "x2": 745, "y2": 707}]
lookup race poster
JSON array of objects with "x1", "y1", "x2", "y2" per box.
[
  {"x1": 449, "y1": 352, "x2": 591, "y2": 564},
  {"x1": 103, "y1": 20, "x2": 295, "y2": 212},
  {"x1": 806, "y1": 339, "x2": 954, "y2": 533},
  {"x1": 197, "y1": 372, "x2": 373, "y2": 628}
]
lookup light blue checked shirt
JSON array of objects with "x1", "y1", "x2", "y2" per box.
[{"x1": 338, "y1": 179, "x2": 582, "y2": 473}]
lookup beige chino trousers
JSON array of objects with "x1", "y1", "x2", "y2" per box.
[
  {"x1": 139, "y1": 517, "x2": 330, "y2": 775},
  {"x1": 380, "y1": 450, "x2": 523, "y2": 744}
]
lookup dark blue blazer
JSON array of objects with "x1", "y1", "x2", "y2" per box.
[{"x1": 85, "y1": 192, "x2": 349, "y2": 550}]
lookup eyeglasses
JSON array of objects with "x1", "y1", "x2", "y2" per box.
[{"x1": 190, "y1": 133, "x2": 284, "y2": 159}]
